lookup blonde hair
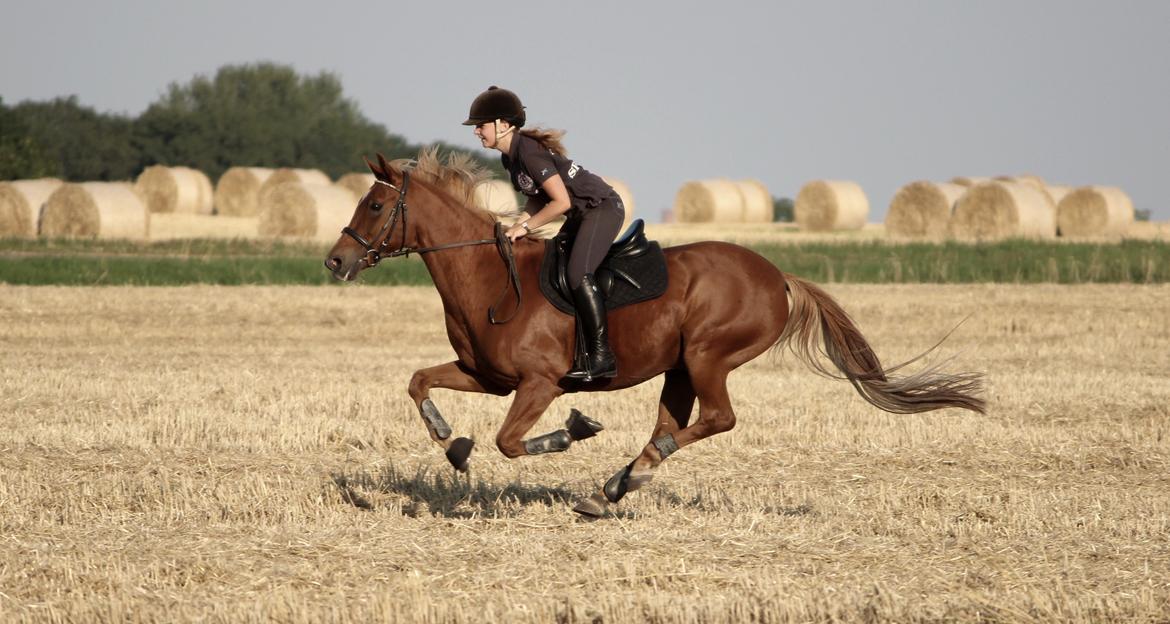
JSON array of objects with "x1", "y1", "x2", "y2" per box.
[{"x1": 519, "y1": 127, "x2": 568, "y2": 157}]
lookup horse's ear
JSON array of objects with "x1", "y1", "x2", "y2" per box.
[
  {"x1": 376, "y1": 153, "x2": 394, "y2": 179},
  {"x1": 365, "y1": 155, "x2": 385, "y2": 180}
]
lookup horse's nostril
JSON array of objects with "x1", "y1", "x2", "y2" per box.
[{"x1": 327, "y1": 257, "x2": 342, "y2": 270}]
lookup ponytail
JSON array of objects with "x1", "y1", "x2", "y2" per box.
[{"x1": 519, "y1": 127, "x2": 568, "y2": 157}]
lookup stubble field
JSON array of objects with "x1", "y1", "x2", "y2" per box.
[{"x1": 1, "y1": 282, "x2": 1168, "y2": 622}]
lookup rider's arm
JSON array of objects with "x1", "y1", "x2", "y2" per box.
[{"x1": 525, "y1": 174, "x2": 571, "y2": 229}]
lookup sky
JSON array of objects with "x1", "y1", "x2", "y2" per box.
[{"x1": 2, "y1": 0, "x2": 1168, "y2": 222}]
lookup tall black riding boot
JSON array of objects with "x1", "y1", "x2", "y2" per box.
[{"x1": 565, "y1": 274, "x2": 617, "y2": 381}]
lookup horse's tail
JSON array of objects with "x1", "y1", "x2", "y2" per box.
[{"x1": 775, "y1": 274, "x2": 986, "y2": 414}]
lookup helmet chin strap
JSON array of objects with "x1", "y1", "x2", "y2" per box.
[{"x1": 493, "y1": 119, "x2": 515, "y2": 145}]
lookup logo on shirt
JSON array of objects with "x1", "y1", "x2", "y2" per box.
[
  {"x1": 540, "y1": 168, "x2": 549, "y2": 177},
  {"x1": 567, "y1": 162, "x2": 580, "y2": 179},
  {"x1": 517, "y1": 172, "x2": 536, "y2": 194}
]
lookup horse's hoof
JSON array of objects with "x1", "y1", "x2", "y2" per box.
[
  {"x1": 572, "y1": 493, "x2": 609, "y2": 518},
  {"x1": 445, "y1": 437, "x2": 474, "y2": 472}
]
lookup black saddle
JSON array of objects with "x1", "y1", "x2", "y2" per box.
[{"x1": 539, "y1": 219, "x2": 669, "y2": 315}]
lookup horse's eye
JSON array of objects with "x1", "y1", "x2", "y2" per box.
[{"x1": 370, "y1": 201, "x2": 383, "y2": 212}]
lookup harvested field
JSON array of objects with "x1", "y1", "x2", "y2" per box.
[{"x1": 1, "y1": 283, "x2": 1168, "y2": 622}]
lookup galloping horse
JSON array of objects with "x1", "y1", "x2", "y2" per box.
[{"x1": 325, "y1": 151, "x2": 985, "y2": 517}]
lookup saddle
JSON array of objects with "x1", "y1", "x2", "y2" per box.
[{"x1": 538, "y1": 219, "x2": 669, "y2": 315}]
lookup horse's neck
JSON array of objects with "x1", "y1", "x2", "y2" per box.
[{"x1": 413, "y1": 190, "x2": 502, "y2": 318}]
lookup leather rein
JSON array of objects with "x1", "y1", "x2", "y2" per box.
[{"x1": 341, "y1": 171, "x2": 522, "y2": 324}]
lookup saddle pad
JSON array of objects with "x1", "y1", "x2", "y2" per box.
[{"x1": 538, "y1": 238, "x2": 669, "y2": 315}]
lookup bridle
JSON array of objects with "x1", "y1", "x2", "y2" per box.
[{"x1": 340, "y1": 170, "x2": 522, "y2": 323}]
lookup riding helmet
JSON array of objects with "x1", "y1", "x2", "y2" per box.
[{"x1": 462, "y1": 86, "x2": 526, "y2": 127}]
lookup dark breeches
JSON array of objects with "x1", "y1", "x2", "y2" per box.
[{"x1": 562, "y1": 194, "x2": 625, "y2": 289}]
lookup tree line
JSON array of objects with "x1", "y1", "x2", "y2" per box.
[{"x1": 0, "y1": 62, "x2": 499, "y2": 182}]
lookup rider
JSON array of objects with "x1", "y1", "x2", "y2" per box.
[{"x1": 463, "y1": 86, "x2": 624, "y2": 381}]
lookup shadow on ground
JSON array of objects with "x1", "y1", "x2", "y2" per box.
[{"x1": 329, "y1": 464, "x2": 577, "y2": 518}]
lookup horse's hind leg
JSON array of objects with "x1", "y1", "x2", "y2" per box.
[
  {"x1": 573, "y1": 369, "x2": 697, "y2": 517},
  {"x1": 408, "y1": 361, "x2": 508, "y2": 472},
  {"x1": 520, "y1": 408, "x2": 606, "y2": 455},
  {"x1": 494, "y1": 378, "x2": 571, "y2": 458}
]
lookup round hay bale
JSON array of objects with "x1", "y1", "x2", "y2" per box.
[
  {"x1": 472, "y1": 179, "x2": 519, "y2": 216},
  {"x1": 196, "y1": 170, "x2": 215, "y2": 214},
  {"x1": 259, "y1": 168, "x2": 331, "y2": 201},
  {"x1": 950, "y1": 176, "x2": 994, "y2": 187},
  {"x1": 214, "y1": 167, "x2": 274, "y2": 217},
  {"x1": 335, "y1": 173, "x2": 377, "y2": 201},
  {"x1": 949, "y1": 180, "x2": 1056, "y2": 240},
  {"x1": 885, "y1": 181, "x2": 965, "y2": 239},
  {"x1": 1056, "y1": 186, "x2": 1134, "y2": 238},
  {"x1": 150, "y1": 214, "x2": 258, "y2": 241},
  {"x1": 40, "y1": 182, "x2": 149, "y2": 240},
  {"x1": 602, "y1": 177, "x2": 637, "y2": 230},
  {"x1": 0, "y1": 178, "x2": 63, "y2": 237},
  {"x1": 258, "y1": 182, "x2": 355, "y2": 240},
  {"x1": 734, "y1": 179, "x2": 773, "y2": 223},
  {"x1": 794, "y1": 180, "x2": 869, "y2": 231},
  {"x1": 673, "y1": 179, "x2": 744, "y2": 223},
  {"x1": 134, "y1": 165, "x2": 213, "y2": 214},
  {"x1": 995, "y1": 174, "x2": 1048, "y2": 194},
  {"x1": 1045, "y1": 184, "x2": 1073, "y2": 205}
]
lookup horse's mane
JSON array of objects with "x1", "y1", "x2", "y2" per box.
[{"x1": 390, "y1": 146, "x2": 498, "y2": 223}]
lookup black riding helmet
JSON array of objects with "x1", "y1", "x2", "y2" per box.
[{"x1": 462, "y1": 86, "x2": 526, "y2": 127}]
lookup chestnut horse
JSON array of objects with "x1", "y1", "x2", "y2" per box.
[{"x1": 325, "y1": 151, "x2": 984, "y2": 517}]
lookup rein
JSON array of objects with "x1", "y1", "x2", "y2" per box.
[{"x1": 341, "y1": 171, "x2": 522, "y2": 324}]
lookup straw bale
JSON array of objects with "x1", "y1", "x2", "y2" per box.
[
  {"x1": 214, "y1": 167, "x2": 274, "y2": 217},
  {"x1": 948, "y1": 180, "x2": 1056, "y2": 240},
  {"x1": 0, "y1": 178, "x2": 63, "y2": 237},
  {"x1": 259, "y1": 168, "x2": 330, "y2": 201},
  {"x1": 735, "y1": 179, "x2": 773, "y2": 223},
  {"x1": 885, "y1": 181, "x2": 964, "y2": 239},
  {"x1": 1045, "y1": 184, "x2": 1073, "y2": 205},
  {"x1": 134, "y1": 165, "x2": 214, "y2": 214},
  {"x1": 196, "y1": 170, "x2": 214, "y2": 214},
  {"x1": 950, "y1": 176, "x2": 994, "y2": 187},
  {"x1": 995, "y1": 174, "x2": 1048, "y2": 194},
  {"x1": 1056, "y1": 186, "x2": 1134, "y2": 238},
  {"x1": 472, "y1": 179, "x2": 519, "y2": 216},
  {"x1": 258, "y1": 182, "x2": 354, "y2": 241},
  {"x1": 794, "y1": 180, "x2": 869, "y2": 231},
  {"x1": 602, "y1": 177, "x2": 637, "y2": 230},
  {"x1": 40, "y1": 182, "x2": 149, "y2": 240},
  {"x1": 673, "y1": 179, "x2": 744, "y2": 223},
  {"x1": 150, "y1": 214, "x2": 259, "y2": 241},
  {"x1": 335, "y1": 173, "x2": 377, "y2": 201}
]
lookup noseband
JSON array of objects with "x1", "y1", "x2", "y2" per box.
[{"x1": 339, "y1": 170, "x2": 522, "y2": 323}]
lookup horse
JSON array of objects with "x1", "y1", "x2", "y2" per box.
[{"x1": 325, "y1": 150, "x2": 985, "y2": 517}]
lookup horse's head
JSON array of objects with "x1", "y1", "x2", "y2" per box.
[{"x1": 325, "y1": 153, "x2": 408, "y2": 281}]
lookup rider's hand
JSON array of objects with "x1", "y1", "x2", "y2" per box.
[{"x1": 505, "y1": 222, "x2": 529, "y2": 243}]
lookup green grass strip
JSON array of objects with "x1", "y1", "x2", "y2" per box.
[
  {"x1": 752, "y1": 240, "x2": 1170, "y2": 283},
  {"x1": 2, "y1": 237, "x2": 1167, "y2": 285},
  {"x1": 0, "y1": 254, "x2": 430, "y2": 286}
]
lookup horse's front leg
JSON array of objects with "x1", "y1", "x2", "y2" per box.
[
  {"x1": 408, "y1": 361, "x2": 508, "y2": 472},
  {"x1": 495, "y1": 378, "x2": 602, "y2": 458}
]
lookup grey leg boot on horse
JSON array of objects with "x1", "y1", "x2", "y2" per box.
[{"x1": 564, "y1": 274, "x2": 617, "y2": 381}]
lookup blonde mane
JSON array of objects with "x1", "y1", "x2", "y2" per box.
[{"x1": 391, "y1": 146, "x2": 497, "y2": 222}]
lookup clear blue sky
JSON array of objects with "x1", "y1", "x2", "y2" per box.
[{"x1": 3, "y1": 0, "x2": 1167, "y2": 221}]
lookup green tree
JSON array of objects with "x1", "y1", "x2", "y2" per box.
[
  {"x1": 3, "y1": 96, "x2": 137, "y2": 180},
  {"x1": 0, "y1": 97, "x2": 57, "y2": 179},
  {"x1": 773, "y1": 196, "x2": 794, "y2": 222},
  {"x1": 134, "y1": 63, "x2": 449, "y2": 180}
]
